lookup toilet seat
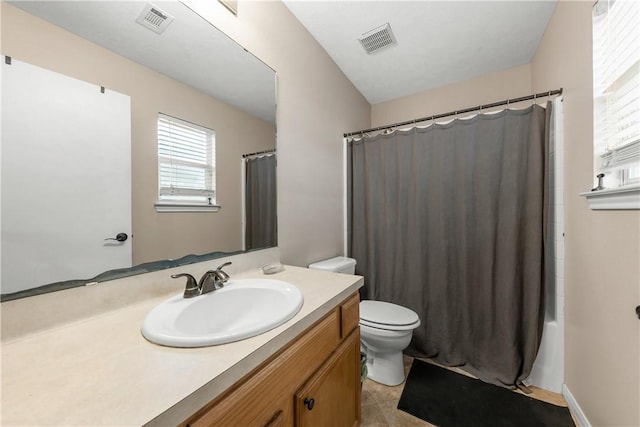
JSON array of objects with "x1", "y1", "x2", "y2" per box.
[
  {"x1": 360, "y1": 318, "x2": 421, "y2": 331},
  {"x1": 359, "y1": 300, "x2": 421, "y2": 331}
]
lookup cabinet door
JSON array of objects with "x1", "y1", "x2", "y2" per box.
[{"x1": 295, "y1": 329, "x2": 361, "y2": 427}]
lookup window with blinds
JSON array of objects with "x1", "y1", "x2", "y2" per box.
[
  {"x1": 593, "y1": 0, "x2": 640, "y2": 188},
  {"x1": 156, "y1": 114, "x2": 216, "y2": 210}
]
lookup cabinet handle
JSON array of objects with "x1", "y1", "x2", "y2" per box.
[{"x1": 303, "y1": 398, "x2": 315, "y2": 411}]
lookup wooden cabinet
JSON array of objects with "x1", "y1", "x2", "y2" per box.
[
  {"x1": 183, "y1": 293, "x2": 361, "y2": 427},
  {"x1": 295, "y1": 330, "x2": 360, "y2": 427}
]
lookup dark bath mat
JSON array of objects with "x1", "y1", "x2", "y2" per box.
[{"x1": 398, "y1": 359, "x2": 575, "y2": 427}]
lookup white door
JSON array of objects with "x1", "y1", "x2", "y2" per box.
[{"x1": 1, "y1": 58, "x2": 131, "y2": 294}]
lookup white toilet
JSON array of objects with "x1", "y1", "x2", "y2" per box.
[
  {"x1": 308, "y1": 256, "x2": 421, "y2": 386},
  {"x1": 359, "y1": 300, "x2": 420, "y2": 386}
]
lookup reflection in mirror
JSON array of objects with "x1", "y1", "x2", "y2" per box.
[
  {"x1": 1, "y1": 1, "x2": 277, "y2": 300},
  {"x1": 243, "y1": 151, "x2": 277, "y2": 250}
]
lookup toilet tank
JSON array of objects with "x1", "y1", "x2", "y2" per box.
[{"x1": 308, "y1": 256, "x2": 357, "y2": 274}]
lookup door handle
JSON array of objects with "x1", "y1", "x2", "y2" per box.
[
  {"x1": 636, "y1": 305, "x2": 640, "y2": 320},
  {"x1": 105, "y1": 232, "x2": 128, "y2": 242}
]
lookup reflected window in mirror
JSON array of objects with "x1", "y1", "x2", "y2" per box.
[{"x1": 155, "y1": 114, "x2": 220, "y2": 212}]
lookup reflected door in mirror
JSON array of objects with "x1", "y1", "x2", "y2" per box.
[{"x1": 1, "y1": 58, "x2": 132, "y2": 294}]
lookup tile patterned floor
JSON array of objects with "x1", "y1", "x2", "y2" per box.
[{"x1": 361, "y1": 356, "x2": 574, "y2": 427}]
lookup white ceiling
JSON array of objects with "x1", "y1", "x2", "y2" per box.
[
  {"x1": 283, "y1": 0, "x2": 557, "y2": 105},
  {"x1": 9, "y1": 1, "x2": 276, "y2": 124}
]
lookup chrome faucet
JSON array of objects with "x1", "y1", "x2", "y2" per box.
[
  {"x1": 170, "y1": 273, "x2": 200, "y2": 298},
  {"x1": 171, "y1": 262, "x2": 232, "y2": 298},
  {"x1": 199, "y1": 262, "x2": 232, "y2": 294}
]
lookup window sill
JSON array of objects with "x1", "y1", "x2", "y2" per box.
[
  {"x1": 580, "y1": 185, "x2": 640, "y2": 210},
  {"x1": 154, "y1": 201, "x2": 221, "y2": 213}
]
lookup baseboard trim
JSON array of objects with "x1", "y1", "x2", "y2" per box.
[{"x1": 563, "y1": 384, "x2": 591, "y2": 427}]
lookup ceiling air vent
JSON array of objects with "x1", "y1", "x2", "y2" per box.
[
  {"x1": 136, "y1": 3, "x2": 174, "y2": 34},
  {"x1": 358, "y1": 23, "x2": 397, "y2": 55}
]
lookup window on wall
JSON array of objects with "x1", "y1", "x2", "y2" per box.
[
  {"x1": 592, "y1": 0, "x2": 640, "y2": 190},
  {"x1": 154, "y1": 113, "x2": 219, "y2": 212}
]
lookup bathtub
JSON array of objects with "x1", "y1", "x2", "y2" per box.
[
  {"x1": 528, "y1": 316, "x2": 564, "y2": 392},
  {"x1": 529, "y1": 101, "x2": 565, "y2": 394}
]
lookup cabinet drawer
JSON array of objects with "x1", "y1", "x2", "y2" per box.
[
  {"x1": 340, "y1": 293, "x2": 360, "y2": 338},
  {"x1": 185, "y1": 309, "x2": 341, "y2": 427}
]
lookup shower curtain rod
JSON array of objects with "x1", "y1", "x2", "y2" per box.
[
  {"x1": 242, "y1": 149, "x2": 275, "y2": 158},
  {"x1": 343, "y1": 88, "x2": 563, "y2": 138}
]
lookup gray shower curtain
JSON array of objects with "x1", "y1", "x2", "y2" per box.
[
  {"x1": 349, "y1": 104, "x2": 551, "y2": 387},
  {"x1": 245, "y1": 154, "x2": 277, "y2": 250}
]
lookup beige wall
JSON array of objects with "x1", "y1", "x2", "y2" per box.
[
  {"x1": 372, "y1": 64, "x2": 532, "y2": 127},
  {"x1": 532, "y1": 2, "x2": 639, "y2": 426},
  {"x1": 184, "y1": 0, "x2": 371, "y2": 267},
  {"x1": 2, "y1": 3, "x2": 276, "y2": 265}
]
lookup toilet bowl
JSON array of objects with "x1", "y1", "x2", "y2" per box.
[
  {"x1": 307, "y1": 256, "x2": 421, "y2": 386},
  {"x1": 359, "y1": 300, "x2": 421, "y2": 386}
]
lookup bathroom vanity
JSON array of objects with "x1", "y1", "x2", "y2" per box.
[
  {"x1": 183, "y1": 292, "x2": 361, "y2": 427},
  {"x1": 0, "y1": 254, "x2": 363, "y2": 426}
]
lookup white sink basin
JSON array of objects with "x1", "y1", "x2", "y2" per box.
[{"x1": 141, "y1": 278, "x2": 303, "y2": 348}]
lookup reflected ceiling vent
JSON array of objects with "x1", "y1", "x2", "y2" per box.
[
  {"x1": 358, "y1": 23, "x2": 397, "y2": 55},
  {"x1": 136, "y1": 3, "x2": 174, "y2": 34}
]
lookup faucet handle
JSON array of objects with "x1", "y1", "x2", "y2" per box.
[
  {"x1": 171, "y1": 273, "x2": 200, "y2": 298},
  {"x1": 215, "y1": 262, "x2": 232, "y2": 281},
  {"x1": 216, "y1": 261, "x2": 232, "y2": 271}
]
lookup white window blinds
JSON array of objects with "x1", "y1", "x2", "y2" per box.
[
  {"x1": 157, "y1": 113, "x2": 216, "y2": 203},
  {"x1": 593, "y1": 0, "x2": 640, "y2": 187}
]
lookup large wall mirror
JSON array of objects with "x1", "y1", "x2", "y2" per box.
[{"x1": 1, "y1": 1, "x2": 277, "y2": 300}]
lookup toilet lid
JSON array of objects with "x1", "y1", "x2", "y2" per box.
[{"x1": 359, "y1": 300, "x2": 420, "y2": 328}]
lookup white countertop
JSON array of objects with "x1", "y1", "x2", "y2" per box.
[{"x1": 1, "y1": 265, "x2": 363, "y2": 426}]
